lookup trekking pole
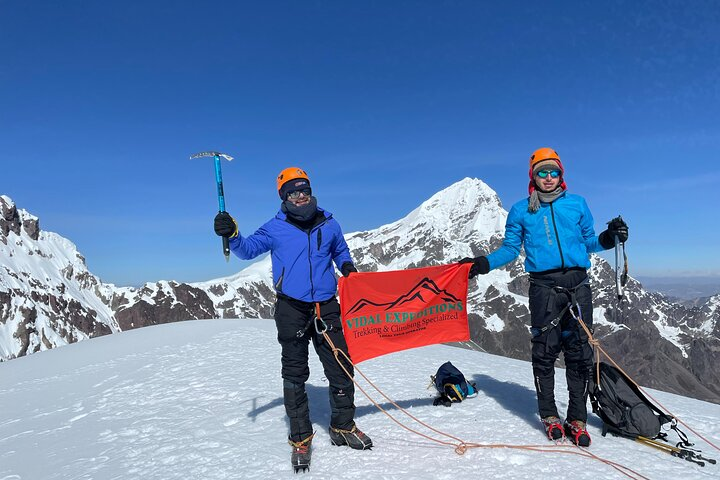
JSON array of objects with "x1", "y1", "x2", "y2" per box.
[
  {"x1": 635, "y1": 436, "x2": 715, "y2": 467},
  {"x1": 191, "y1": 151, "x2": 234, "y2": 262}
]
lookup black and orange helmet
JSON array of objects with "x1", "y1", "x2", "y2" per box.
[{"x1": 276, "y1": 167, "x2": 311, "y2": 199}]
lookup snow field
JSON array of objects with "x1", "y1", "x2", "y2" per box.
[{"x1": 0, "y1": 319, "x2": 718, "y2": 479}]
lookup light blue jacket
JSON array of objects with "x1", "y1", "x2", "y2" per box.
[
  {"x1": 229, "y1": 208, "x2": 353, "y2": 302},
  {"x1": 486, "y1": 193, "x2": 605, "y2": 273}
]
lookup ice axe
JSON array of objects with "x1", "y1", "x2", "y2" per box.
[
  {"x1": 191, "y1": 151, "x2": 234, "y2": 262},
  {"x1": 609, "y1": 215, "x2": 628, "y2": 300}
]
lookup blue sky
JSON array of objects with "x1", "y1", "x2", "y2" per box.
[{"x1": 2, "y1": 1, "x2": 719, "y2": 286}]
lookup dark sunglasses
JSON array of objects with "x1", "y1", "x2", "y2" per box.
[
  {"x1": 287, "y1": 188, "x2": 311, "y2": 199},
  {"x1": 536, "y1": 170, "x2": 561, "y2": 179}
]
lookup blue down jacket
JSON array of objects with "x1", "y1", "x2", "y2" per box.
[
  {"x1": 229, "y1": 208, "x2": 353, "y2": 302},
  {"x1": 486, "y1": 192, "x2": 605, "y2": 273}
]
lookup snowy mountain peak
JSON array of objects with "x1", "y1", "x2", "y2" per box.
[
  {"x1": 417, "y1": 177, "x2": 501, "y2": 210},
  {"x1": 1, "y1": 195, "x2": 40, "y2": 241},
  {"x1": 0, "y1": 195, "x2": 15, "y2": 216},
  {"x1": 344, "y1": 178, "x2": 507, "y2": 271},
  {"x1": 349, "y1": 178, "x2": 506, "y2": 240},
  {"x1": 399, "y1": 177, "x2": 505, "y2": 235}
]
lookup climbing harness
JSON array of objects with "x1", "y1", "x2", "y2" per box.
[{"x1": 530, "y1": 276, "x2": 589, "y2": 338}]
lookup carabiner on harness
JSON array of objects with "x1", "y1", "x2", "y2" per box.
[{"x1": 313, "y1": 302, "x2": 328, "y2": 334}]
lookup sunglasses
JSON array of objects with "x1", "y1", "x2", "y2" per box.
[
  {"x1": 536, "y1": 170, "x2": 561, "y2": 179},
  {"x1": 287, "y1": 188, "x2": 311, "y2": 199}
]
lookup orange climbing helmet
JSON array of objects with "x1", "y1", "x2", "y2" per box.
[
  {"x1": 527, "y1": 147, "x2": 567, "y2": 194},
  {"x1": 276, "y1": 167, "x2": 311, "y2": 199},
  {"x1": 529, "y1": 147, "x2": 561, "y2": 171}
]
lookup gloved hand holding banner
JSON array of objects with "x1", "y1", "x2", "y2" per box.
[{"x1": 338, "y1": 262, "x2": 472, "y2": 363}]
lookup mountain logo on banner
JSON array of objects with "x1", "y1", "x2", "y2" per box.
[
  {"x1": 346, "y1": 277, "x2": 462, "y2": 315},
  {"x1": 338, "y1": 263, "x2": 471, "y2": 363}
]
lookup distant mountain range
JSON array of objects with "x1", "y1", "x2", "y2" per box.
[
  {"x1": 636, "y1": 276, "x2": 720, "y2": 302},
  {"x1": 2, "y1": 181, "x2": 719, "y2": 404}
]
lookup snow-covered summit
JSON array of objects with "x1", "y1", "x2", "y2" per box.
[
  {"x1": 345, "y1": 177, "x2": 507, "y2": 272},
  {"x1": 392, "y1": 177, "x2": 506, "y2": 239},
  {"x1": 351, "y1": 178, "x2": 505, "y2": 242}
]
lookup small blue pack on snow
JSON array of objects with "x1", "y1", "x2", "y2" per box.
[{"x1": 431, "y1": 361, "x2": 477, "y2": 406}]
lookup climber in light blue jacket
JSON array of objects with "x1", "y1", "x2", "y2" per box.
[{"x1": 461, "y1": 148, "x2": 629, "y2": 448}]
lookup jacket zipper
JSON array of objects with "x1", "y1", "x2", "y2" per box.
[
  {"x1": 275, "y1": 267, "x2": 285, "y2": 292},
  {"x1": 306, "y1": 232, "x2": 315, "y2": 299},
  {"x1": 286, "y1": 216, "x2": 329, "y2": 301},
  {"x1": 549, "y1": 203, "x2": 565, "y2": 269}
]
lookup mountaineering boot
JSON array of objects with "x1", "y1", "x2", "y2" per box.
[
  {"x1": 289, "y1": 434, "x2": 313, "y2": 473},
  {"x1": 329, "y1": 425, "x2": 373, "y2": 450},
  {"x1": 541, "y1": 416, "x2": 565, "y2": 442},
  {"x1": 564, "y1": 420, "x2": 591, "y2": 447}
]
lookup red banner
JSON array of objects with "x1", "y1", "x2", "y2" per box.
[{"x1": 338, "y1": 263, "x2": 472, "y2": 363}]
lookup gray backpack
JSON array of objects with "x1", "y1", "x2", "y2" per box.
[{"x1": 588, "y1": 361, "x2": 672, "y2": 439}]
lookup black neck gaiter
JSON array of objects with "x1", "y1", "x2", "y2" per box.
[{"x1": 281, "y1": 196, "x2": 319, "y2": 228}]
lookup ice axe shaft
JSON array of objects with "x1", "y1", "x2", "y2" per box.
[
  {"x1": 191, "y1": 151, "x2": 234, "y2": 262},
  {"x1": 614, "y1": 236, "x2": 623, "y2": 299},
  {"x1": 610, "y1": 215, "x2": 628, "y2": 300}
]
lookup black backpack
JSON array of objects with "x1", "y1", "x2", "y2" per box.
[
  {"x1": 431, "y1": 361, "x2": 477, "y2": 406},
  {"x1": 588, "y1": 361, "x2": 674, "y2": 439}
]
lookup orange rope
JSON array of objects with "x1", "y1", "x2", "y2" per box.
[{"x1": 314, "y1": 303, "x2": 650, "y2": 480}]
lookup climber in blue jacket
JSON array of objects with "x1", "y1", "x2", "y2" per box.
[
  {"x1": 213, "y1": 167, "x2": 371, "y2": 471},
  {"x1": 461, "y1": 148, "x2": 628, "y2": 447}
]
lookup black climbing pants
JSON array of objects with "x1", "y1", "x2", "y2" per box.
[
  {"x1": 274, "y1": 294, "x2": 356, "y2": 442},
  {"x1": 528, "y1": 269, "x2": 594, "y2": 423}
]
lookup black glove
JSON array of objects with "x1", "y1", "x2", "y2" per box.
[
  {"x1": 459, "y1": 256, "x2": 490, "y2": 279},
  {"x1": 599, "y1": 216, "x2": 629, "y2": 249},
  {"x1": 433, "y1": 394, "x2": 453, "y2": 407},
  {"x1": 214, "y1": 212, "x2": 237, "y2": 238},
  {"x1": 340, "y1": 262, "x2": 358, "y2": 277}
]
